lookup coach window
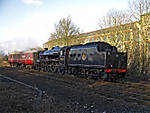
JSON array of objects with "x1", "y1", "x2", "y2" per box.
[
  {"x1": 28, "y1": 54, "x2": 30, "y2": 59},
  {"x1": 17, "y1": 55, "x2": 19, "y2": 59},
  {"x1": 14, "y1": 55, "x2": 16, "y2": 59},
  {"x1": 28, "y1": 54, "x2": 29, "y2": 59},
  {"x1": 26, "y1": 54, "x2": 28, "y2": 59},
  {"x1": 30, "y1": 53, "x2": 33, "y2": 58},
  {"x1": 22, "y1": 55, "x2": 25, "y2": 59}
]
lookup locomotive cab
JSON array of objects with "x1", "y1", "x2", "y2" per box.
[{"x1": 59, "y1": 46, "x2": 73, "y2": 66}]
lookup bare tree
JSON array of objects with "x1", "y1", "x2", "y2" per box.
[
  {"x1": 98, "y1": 9, "x2": 131, "y2": 28},
  {"x1": 49, "y1": 16, "x2": 80, "y2": 46},
  {"x1": 128, "y1": 0, "x2": 150, "y2": 21}
]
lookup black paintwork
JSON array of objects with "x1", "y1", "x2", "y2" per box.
[{"x1": 59, "y1": 42, "x2": 127, "y2": 70}]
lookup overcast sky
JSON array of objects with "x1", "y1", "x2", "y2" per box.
[{"x1": 0, "y1": 0, "x2": 129, "y2": 54}]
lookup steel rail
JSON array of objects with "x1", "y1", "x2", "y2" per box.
[{"x1": 0, "y1": 74, "x2": 43, "y2": 99}]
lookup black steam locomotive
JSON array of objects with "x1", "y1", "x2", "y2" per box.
[{"x1": 36, "y1": 41, "x2": 127, "y2": 81}]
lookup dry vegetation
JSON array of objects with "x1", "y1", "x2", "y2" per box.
[{"x1": 0, "y1": 61, "x2": 9, "y2": 67}]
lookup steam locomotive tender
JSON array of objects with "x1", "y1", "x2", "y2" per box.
[{"x1": 59, "y1": 42, "x2": 127, "y2": 81}]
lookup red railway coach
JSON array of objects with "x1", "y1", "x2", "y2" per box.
[
  {"x1": 8, "y1": 50, "x2": 38, "y2": 68},
  {"x1": 8, "y1": 52, "x2": 22, "y2": 66}
]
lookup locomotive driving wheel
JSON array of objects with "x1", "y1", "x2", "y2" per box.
[
  {"x1": 51, "y1": 65, "x2": 56, "y2": 73},
  {"x1": 67, "y1": 67, "x2": 73, "y2": 74},
  {"x1": 58, "y1": 66, "x2": 65, "y2": 75},
  {"x1": 50, "y1": 62, "x2": 59, "y2": 73}
]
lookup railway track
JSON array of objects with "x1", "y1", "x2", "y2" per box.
[
  {"x1": 5, "y1": 67, "x2": 150, "y2": 106},
  {"x1": 0, "y1": 74, "x2": 44, "y2": 100},
  {"x1": 1, "y1": 66, "x2": 150, "y2": 112}
]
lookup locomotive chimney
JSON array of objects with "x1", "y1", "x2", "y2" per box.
[{"x1": 44, "y1": 48, "x2": 48, "y2": 50}]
